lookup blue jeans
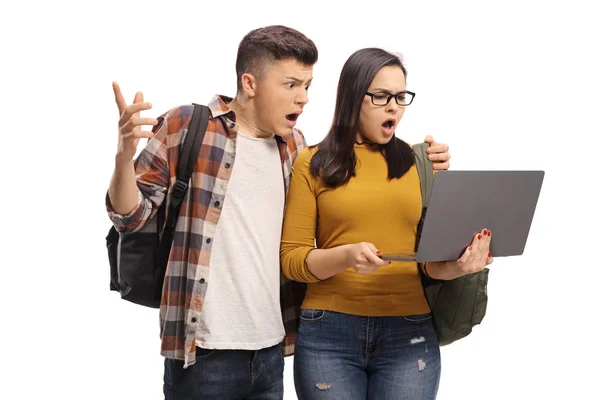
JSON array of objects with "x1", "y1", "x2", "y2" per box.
[
  {"x1": 163, "y1": 343, "x2": 284, "y2": 400},
  {"x1": 294, "y1": 310, "x2": 441, "y2": 400}
]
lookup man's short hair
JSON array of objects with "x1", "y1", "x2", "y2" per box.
[{"x1": 236, "y1": 25, "x2": 318, "y2": 92}]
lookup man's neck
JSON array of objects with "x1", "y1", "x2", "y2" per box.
[{"x1": 228, "y1": 98, "x2": 273, "y2": 139}]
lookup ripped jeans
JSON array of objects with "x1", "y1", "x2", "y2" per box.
[{"x1": 294, "y1": 309, "x2": 441, "y2": 400}]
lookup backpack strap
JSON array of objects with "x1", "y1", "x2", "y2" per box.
[
  {"x1": 413, "y1": 142, "x2": 437, "y2": 282},
  {"x1": 169, "y1": 104, "x2": 211, "y2": 213},
  {"x1": 154, "y1": 104, "x2": 211, "y2": 291},
  {"x1": 412, "y1": 142, "x2": 434, "y2": 208}
]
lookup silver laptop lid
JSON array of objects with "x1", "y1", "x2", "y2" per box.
[{"x1": 413, "y1": 170, "x2": 545, "y2": 263}]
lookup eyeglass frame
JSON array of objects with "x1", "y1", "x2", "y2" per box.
[{"x1": 365, "y1": 90, "x2": 416, "y2": 106}]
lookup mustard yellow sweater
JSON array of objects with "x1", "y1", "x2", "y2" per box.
[{"x1": 280, "y1": 143, "x2": 430, "y2": 316}]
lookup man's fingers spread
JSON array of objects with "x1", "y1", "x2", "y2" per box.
[
  {"x1": 122, "y1": 130, "x2": 153, "y2": 141},
  {"x1": 129, "y1": 117, "x2": 159, "y2": 128},
  {"x1": 121, "y1": 118, "x2": 159, "y2": 133},
  {"x1": 113, "y1": 82, "x2": 127, "y2": 116},
  {"x1": 132, "y1": 92, "x2": 144, "y2": 120},
  {"x1": 133, "y1": 91, "x2": 144, "y2": 104},
  {"x1": 119, "y1": 103, "x2": 153, "y2": 125},
  {"x1": 126, "y1": 102, "x2": 153, "y2": 116},
  {"x1": 134, "y1": 131, "x2": 154, "y2": 139}
]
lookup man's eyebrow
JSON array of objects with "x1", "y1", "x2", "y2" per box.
[{"x1": 286, "y1": 76, "x2": 313, "y2": 83}]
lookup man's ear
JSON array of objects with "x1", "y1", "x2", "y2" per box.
[{"x1": 240, "y1": 73, "x2": 258, "y2": 98}]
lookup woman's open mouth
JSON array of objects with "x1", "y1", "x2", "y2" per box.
[{"x1": 381, "y1": 118, "x2": 396, "y2": 136}]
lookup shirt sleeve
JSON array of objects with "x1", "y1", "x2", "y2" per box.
[
  {"x1": 280, "y1": 147, "x2": 321, "y2": 283},
  {"x1": 105, "y1": 110, "x2": 173, "y2": 233}
]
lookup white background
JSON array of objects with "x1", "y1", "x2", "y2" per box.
[{"x1": 2, "y1": 0, "x2": 598, "y2": 399}]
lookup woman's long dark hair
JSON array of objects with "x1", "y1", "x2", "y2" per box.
[{"x1": 310, "y1": 48, "x2": 414, "y2": 188}]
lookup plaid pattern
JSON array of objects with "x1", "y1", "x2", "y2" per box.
[{"x1": 107, "y1": 95, "x2": 307, "y2": 368}]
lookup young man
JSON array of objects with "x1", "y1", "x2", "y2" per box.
[{"x1": 107, "y1": 25, "x2": 451, "y2": 399}]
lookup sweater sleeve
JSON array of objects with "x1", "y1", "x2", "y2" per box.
[{"x1": 280, "y1": 147, "x2": 321, "y2": 283}]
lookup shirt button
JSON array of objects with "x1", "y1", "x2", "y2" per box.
[
  {"x1": 225, "y1": 163, "x2": 231, "y2": 169},
  {"x1": 199, "y1": 278, "x2": 206, "y2": 284},
  {"x1": 191, "y1": 317, "x2": 197, "y2": 323},
  {"x1": 215, "y1": 201, "x2": 220, "y2": 207},
  {"x1": 229, "y1": 122, "x2": 235, "y2": 128},
  {"x1": 206, "y1": 238, "x2": 211, "y2": 244}
]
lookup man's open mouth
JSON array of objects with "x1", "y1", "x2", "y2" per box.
[{"x1": 286, "y1": 113, "x2": 301, "y2": 122}]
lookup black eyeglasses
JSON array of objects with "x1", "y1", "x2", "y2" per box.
[{"x1": 365, "y1": 91, "x2": 416, "y2": 106}]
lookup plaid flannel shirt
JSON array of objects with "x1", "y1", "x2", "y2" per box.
[{"x1": 107, "y1": 95, "x2": 307, "y2": 368}]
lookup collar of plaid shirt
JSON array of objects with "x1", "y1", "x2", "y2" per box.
[{"x1": 149, "y1": 95, "x2": 308, "y2": 368}]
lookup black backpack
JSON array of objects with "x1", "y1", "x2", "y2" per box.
[
  {"x1": 413, "y1": 143, "x2": 490, "y2": 346},
  {"x1": 106, "y1": 104, "x2": 211, "y2": 308}
]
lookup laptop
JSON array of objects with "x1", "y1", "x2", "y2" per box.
[{"x1": 381, "y1": 170, "x2": 545, "y2": 263}]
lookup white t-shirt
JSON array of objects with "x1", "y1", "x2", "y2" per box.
[{"x1": 196, "y1": 132, "x2": 286, "y2": 349}]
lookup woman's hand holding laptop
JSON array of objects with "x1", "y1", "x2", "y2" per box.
[{"x1": 425, "y1": 228, "x2": 494, "y2": 280}]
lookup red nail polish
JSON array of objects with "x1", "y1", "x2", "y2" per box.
[
  {"x1": 477, "y1": 234, "x2": 482, "y2": 240},
  {"x1": 483, "y1": 229, "x2": 488, "y2": 235},
  {"x1": 488, "y1": 230, "x2": 492, "y2": 236},
  {"x1": 468, "y1": 246, "x2": 472, "y2": 251},
  {"x1": 488, "y1": 251, "x2": 492, "y2": 258}
]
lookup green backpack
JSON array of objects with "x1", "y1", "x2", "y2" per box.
[{"x1": 412, "y1": 143, "x2": 490, "y2": 346}]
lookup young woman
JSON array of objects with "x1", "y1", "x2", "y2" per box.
[{"x1": 280, "y1": 48, "x2": 493, "y2": 400}]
